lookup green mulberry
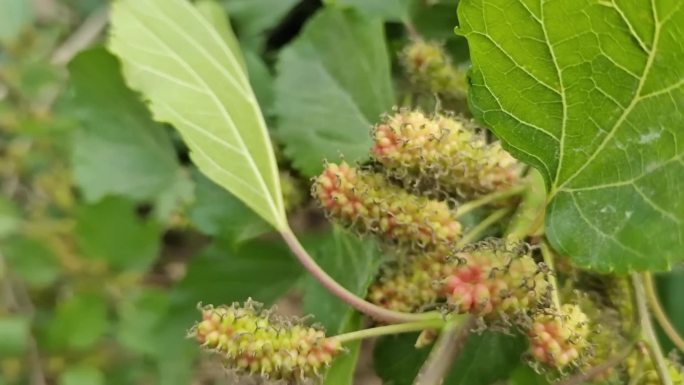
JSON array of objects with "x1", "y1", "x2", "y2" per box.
[
  {"x1": 191, "y1": 301, "x2": 342, "y2": 382},
  {"x1": 372, "y1": 110, "x2": 522, "y2": 199},
  {"x1": 313, "y1": 162, "x2": 461, "y2": 249}
]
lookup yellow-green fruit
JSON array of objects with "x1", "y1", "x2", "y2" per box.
[
  {"x1": 368, "y1": 249, "x2": 449, "y2": 313},
  {"x1": 372, "y1": 110, "x2": 522, "y2": 199},
  {"x1": 401, "y1": 40, "x2": 467, "y2": 103},
  {"x1": 527, "y1": 304, "x2": 590, "y2": 368},
  {"x1": 626, "y1": 354, "x2": 683, "y2": 385},
  {"x1": 313, "y1": 162, "x2": 461, "y2": 249},
  {"x1": 191, "y1": 301, "x2": 342, "y2": 381}
]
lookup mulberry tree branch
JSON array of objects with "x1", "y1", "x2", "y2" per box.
[{"x1": 281, "y1": 229, "x2": 441, "y2": 324}]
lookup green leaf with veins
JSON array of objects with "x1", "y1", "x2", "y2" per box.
[
  {"x1": 274, "y1": 8, "x2": 395, "y2": 177},
  {"x1": 109, "y1": 0, "x2": 287, "y2": 231},
  {"x1": 458, "y1": 0, "x2": 684, "y2": 272}
]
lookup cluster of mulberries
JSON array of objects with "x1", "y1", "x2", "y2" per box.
[
  {"x1": 443, "y1": 240, "x2": 549, "y2": 317},
  {"x1": 527, "y1": 304, "x2": 589, "y2": 368},
  {"x1": 400, "y1": 40, "x2": 467, "y2": 104},
  {"x1": 191, "y1": 301, "x2": 342, "y2": 382},
  {"x1": 371, "y1": 110, "x2": 521, "y2": 199},
  {"x1": 313, "y1": 162, "x2": 461, "y2": 248},
  {"x1": 367, "y1": 240, "x2": 550, "y2": 320}
]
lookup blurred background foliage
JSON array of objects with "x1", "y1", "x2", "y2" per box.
[{"x1": 0, "y1": 0, "x2": 681, "y2": 385}]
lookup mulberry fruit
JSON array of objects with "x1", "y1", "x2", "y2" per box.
[
  {"x1": 367, "y1": 250, "x2": 449, "y2": 313},
  {"x1": 191, "y1": 301, "x2": 342, "y2": 381},
  {"x1": 372, "y1": 110, "x2": 522, "y2": 199},
  {"x1": 400, "y1": 40, "x2": 467, "y2": 104},
  {"x1": 444, "y1": 240, "x2": 549, "y2": 317},
  {"x1": 527, "y1": 304, "x2": 589, "y2": 368},
  {"x1": 313, "y1": 162, "x2": 461, "y2": 248}
]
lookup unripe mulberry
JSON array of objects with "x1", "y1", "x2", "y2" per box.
[
  {"x1": 372, "y1": 110, "x2": 522, "y2": 199},
  {"x1": 400, "y1": 40, "x2": 467, "y2": 104},
  {"x1": 191, "y1": 301, "x2": 342, "y2": 382},
  {"x1": 444, "y1": 240, "x2": 549, "y2": 317},
  {"x1": 367, "y1": 250, "x2": 449, "y2": 313},
  {"x1": 313, "y1": 162, "x2": 461, "y2": 248},
  {"x1": 626, "y1": 354, "x2": 683, "y2": 385},
  {"x1": 527, "y1": 304, "x2": 589, "y2": 368}
]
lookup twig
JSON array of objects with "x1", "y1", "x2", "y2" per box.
[
  {"x1": 333, "y1": 317, "x2": 449, "y2": 344},
  {"x1": 280, "y1": 230, "x2": 441, "y2": 324},
  {"x1": 632, "y1": 273, "x2": 672, "y2": 385},
  {"x1": 455, "y1": 184, "x2": 526, "y2": 218},
  {"x1": 51, "y1": 5, "x2": 109, "y2": 65},
  {"x1": 413, "y1": 316, "x2": 476, "y2": 385},
  {"x1": 643, "y1": 273, "x2": 684, "y2": 353},
  {"x1": 456, "y1": 207, "x2": 512, "y2": 248},
  {"x1": 540, "y1": 240, "x2": 561, "y2": 311},
  {"x1": 554, "y1": 342, "x2": 636, "y2": 385}
]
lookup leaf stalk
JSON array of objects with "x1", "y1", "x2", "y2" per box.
[
  {"x1": 280, "y1": 229, "x2": 441, "y2": 324},
  {"x1": 632, "y1": 273, "x2": 672, "y2": 385}
]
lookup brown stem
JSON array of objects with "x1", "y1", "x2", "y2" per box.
[
  {"x1": 280, "y1": 230, "x2": 440, "y2": 324},
  {"x1": 413, "y1": 316, "x2": 476, "y2": 385}
]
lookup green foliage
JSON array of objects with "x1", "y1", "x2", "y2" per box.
[
  {"x1": 325, "y1": 0, "x2": 413, "y2": 21},
  {"x1": 3, "y1": 0, "x2": 684, "y2": 384},
  {"x1": 274, "y1": 8, "x2": 395, "y2": 176},
  {"x1": 75, "y1": 196, "x2": 161, "y2": 272},
  {"x1": 374, "y1": 331, "x2": 527, "y2": 385},
  {"x1": 67, "y1": 49, "x2": 181, "y2": 204},
  {"x1": 109, "y1": 0, "x2": 287, "y2": 230},
  {"x1": 0, "y1": 316, "x2": 30, "y2": 356},
  {"x1": 3, "y1": 237, "x2": 60, "y2": 288},
  {"x1": 458, "y1": 0, "x2": 684, "y2": 272},
  {"x1": 188, "y1": 170, "x2": 270, "y2": 244}
]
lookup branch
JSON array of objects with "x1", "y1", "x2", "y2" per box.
[
  {"x1": 413, "y1": 316, "x2": 476, "y2": 385},
  {"x1": 280, "y1": 229, "x2": 441, "y2": 324},
  {"x1": 632, "y1": 273, "x2": 672, "y2": 385},
  {"x1": 643, "y1": 273, "x2": 684, "y2": 353},
  {"x1": 51, "y1": 6, "x2": 109, "y2": 65}
]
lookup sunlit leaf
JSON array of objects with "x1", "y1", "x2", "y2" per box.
[{"x1": 109, "y1": 0, "x2": 287, "y2": 230}]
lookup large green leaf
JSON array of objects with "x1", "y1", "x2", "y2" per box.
[
  {"x1": 459, "y1": 0, "x2": 684, "y2": 271},
  {"x1": 67, "y1": 48, "x2": 180, "y2": 204},
  {"x1": 109, "y1": 0, "x2": 287, "y2": 230},
  {"x1": 274, "y1": 8, "x2": 395, "y2": 177}
]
